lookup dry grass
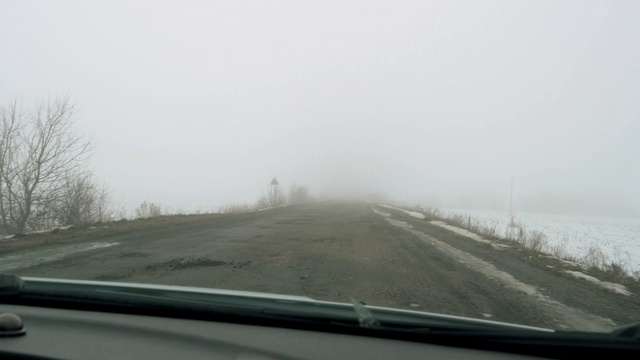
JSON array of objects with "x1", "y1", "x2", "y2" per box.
[
  {"x1": 218, "y1": 203, "x2": 254, "y2": 214},
  {"x1": 404, "y1": 204, "x2": 638, "y2": 281}
]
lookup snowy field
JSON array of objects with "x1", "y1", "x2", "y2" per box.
[{"x1": 441, "y1": 209, "x2": 640, "y2": 274}]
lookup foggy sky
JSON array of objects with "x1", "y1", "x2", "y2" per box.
[{"x1": 2, "y1": 0, "x2": 639, "y2": 217}]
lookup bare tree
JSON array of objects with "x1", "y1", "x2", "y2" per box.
[
  {"x1": 255, "y1": 194, "x2": 270, "y2": 210},
  {"x1": 254, "y1": 184, "x2": 288, "y2": 210},
  {"x1": 268, "y1": 183, "x2": 287, "y2": 207},
  {"x1": 135, "y1": 200, "x2": 163, "y2": 219},
  {"x1": 54, "y1": 173, "x2": 113, "y2": 225},
  {"x1": 0, "y1": 96, "x2": 94, "y2": 232},
  {"x1": 269, "y1": 183, "x2": 282, "y2": 207},
  {"x1": 0, "y1": 100, "x2": 22, "y2": 232},
  {"x1": 93, "y1": 184, "x2": 113, "y2": 223},
  {"x1": 289, "y1": 184, "x2": 313, "y2": 205}
]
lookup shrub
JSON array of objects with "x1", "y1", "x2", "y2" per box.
[{"x1": 135, "y1": 200, "x2": 163, "y2": 219}]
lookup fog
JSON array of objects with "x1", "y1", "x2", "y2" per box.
[{"x1": 2, "y1": 1, "x2": 639, "y2": 217}]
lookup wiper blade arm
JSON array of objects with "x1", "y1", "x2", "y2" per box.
[
  {"x1": 0, "y1": 273, "x2": 24, "y2": 296},
  {"x1": 350, "y1": 299, "x2": 382, "y2": 329},
  {"x1": 611, "y1": 322, "x2": 640, "y2": 341}
]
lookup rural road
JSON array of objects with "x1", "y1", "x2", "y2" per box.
[{"x1": 4, "y1": 202, "x2": 639, "y2": 331}]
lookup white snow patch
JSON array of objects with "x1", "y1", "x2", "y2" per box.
[
  {"x1": 542, "y1": 255, "x2": 587, "y2": 270},
  {"x1": 0, "y1": 242, "x2": 119, "y2": 272},
  {"x1": 564, "y1": 270, "x2": 631, "y2": 296},
  {"x1": 372, "y1": 208, "x2": 391, "y2": 217},
  {"x1": 379, "y1": 205, "x2": 426, "y2": 219},
  {"x1": 429, "y1": 221, "x2": 492, "y2": 245},
  {"x1": 403, "y1": 211, "x2": 426, "y2": 219},
  {"x1": 1, "y1": 225, "x2": 74, "y2": 241},
  {"x1": 25, "y1": 225, "x2": 73, "y2": 235}
]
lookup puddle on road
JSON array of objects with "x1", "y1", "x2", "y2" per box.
[{"x1": 0, "y1": 242, "x2": 119, "y2": 272}]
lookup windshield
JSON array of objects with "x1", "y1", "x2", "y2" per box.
[{"x1": 1, "y1": 0, "x2": 638, "y2": 333}]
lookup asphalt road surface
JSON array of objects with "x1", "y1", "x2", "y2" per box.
[{"x1": 5, "y1": 202, "x2": 639, "y2": 331}]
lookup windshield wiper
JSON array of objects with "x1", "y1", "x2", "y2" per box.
[
  {"x1": 0, "y1": 273, "x2": 24, "y2": 296},
  {"x1": 3, "y1": 275, "x2": 639, "y2": 342},
  {"x1": 3, "y1": 273, "x2": 640, "y2": 360},
  {"x1": 612, "y1": 322, "x2": 640, "y2": 341},
  {"x1": 0, "y1": 273, "x2": 554, "y2": 334},
  {"x1": 350, "y1": 299, "x2": 382, "y2": 329},
  {"x1": 0, "y1": 273, "x2": 363, "y2": 328},
  {"x1": 2, "y1": 274, "x2": 639, "y2": 358},
  {"x1": 0, "y1": 273, "x2": 539, "y2": 334}
]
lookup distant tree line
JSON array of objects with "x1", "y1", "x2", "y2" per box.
[
  {"x1": 254, "y1": 183, "x2": 315, "y2": 209},
  {"x1": 0, "y1": 96, "x2": 112, "y2": 234},
  {"x1": 218, "y1": 183, "x2": 315, "y2": 214}
]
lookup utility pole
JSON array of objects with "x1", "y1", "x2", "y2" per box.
[
  {"x1": 508, "y1": 175, "x2": 515, "y2": 227},
  {"x1": 270, "y1": 177, "x2": 279, "y2": 207}
]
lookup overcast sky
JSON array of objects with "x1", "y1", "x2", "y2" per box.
[{"x1": 2, "y1": 0, "x2": 639, "y2": 217}]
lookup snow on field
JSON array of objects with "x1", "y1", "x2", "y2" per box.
[{"x1": 442, "y1": 209, "x2": 640, "y2": 274}]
